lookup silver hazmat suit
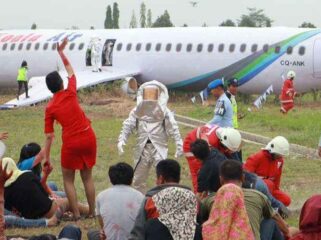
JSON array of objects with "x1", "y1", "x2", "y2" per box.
[{"x1": 118, "y1": 80, "x2": 183, "y2": 193}]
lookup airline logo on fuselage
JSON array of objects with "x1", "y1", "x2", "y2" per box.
[{"x1": 0, "y1": 32, "x2": 83, "y2": 43}]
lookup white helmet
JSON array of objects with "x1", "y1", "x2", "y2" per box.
[
  {"x1": 264, "y1": 136, "x2": 289, "y2": 156},
  {"x1": 287, "y1": 70, "x2": 296, "y2": 79},
  {"x1": 216, "y1": 128, "x2": 242, "y2": 152},
  {"x1": 0, "y1": 141, "x2": 6, "y2": 159}
]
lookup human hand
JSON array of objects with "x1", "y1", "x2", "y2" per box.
[
  {"x1": 43, "y1": 161, "x2": 53, "y2": 176},
  {"x1": 0, "y1": 133, "x2": 8, "y2": 141},
  {"x1": 100, "y1": 229, "x2": 106, "y2": 240},
  {"x1": 57, "y1": 38, "x2": 68, "y2": 52},
  {"x1": 117, "y1": 141, "x2": 125, "y2": 156},
  {"x1": 175, "y1": 148, "x2": 183, "y2": 158}
]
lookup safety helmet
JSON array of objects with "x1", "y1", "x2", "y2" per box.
[
  {"x1": 216, "y1": 128, "x2": 242, "y2": 152},
  {"x1": 287, "y1": 71, "x2": 296, "y2": 79},
  {"x1": 264, "y1": 136, "x2": 289, "y2": 156}
]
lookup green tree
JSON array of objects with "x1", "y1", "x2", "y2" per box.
[
  {"x1": 238, "y1": 8, "x2": 273, "y2": 27},
  {"x1": 299, "y1": 22, "x2": 316, "y2": 28},
  {"x1": 140, "y1": 2, "x2": 147, "y2": 28},
  {"x1": 147, "y1": 9, "x2": 152, "y2": 28},
  {"x1": 31, "y1": 23, "x2": 37, "y2": 29},
  {"x1": 152, "y1": 10, "x2": 174, "y2": 28},
  {"x1": 219, "y1": 19, "x2": 236, "y2": 27},
  {"x1": 113, "y1": 2, "x2": 120, "y2": 29},
  {"x1": 104, "y1": 5, "x2": 113, "y2": 29},
  {"x1": 129, "y1": 10, "x2": 138, "y2": 28},
  {"x1": 182, "y1": 23, "x2": 188, "y2": 27}
]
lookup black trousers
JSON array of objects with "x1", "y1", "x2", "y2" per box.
[{"x1": 17, "y1": 81, "x2": 28, "y2": 97}]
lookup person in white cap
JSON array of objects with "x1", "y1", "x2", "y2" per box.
[
  {"x1": 118, "y1": 80, "x2": 183, "y2": 193},
  {"x1": 280, "y1": 70, "x2": 296, "y2": 114},
  {"x1": 244, "y1": 136, "x2": 291, "y2": 206}
]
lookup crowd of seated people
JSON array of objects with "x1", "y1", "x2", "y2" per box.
[{"x1": 1, "y1": 128, "x2": 321, "y2": 240}]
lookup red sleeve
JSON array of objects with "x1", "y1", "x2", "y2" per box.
[
  {"x1": 274, "y1": 159, "x2": 284, "y2": 190},
  {"x1": 44, "y1": 107, "x2": 54, "y2": 134},
  {"x1": 145, "y1": 198, "x2": 159, "y2": 219},
  {"x1": 244, "y1": 153, "x2": 260, "y2": 173},
  {"x1": 67, "y1": 74, "x2": 77, "y2": 94}
]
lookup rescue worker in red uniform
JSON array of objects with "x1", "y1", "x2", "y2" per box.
[
  {"x1": 183, "y1": 124, "x2": 242, "y2": 192},
  {"x1": 280, "y1": 70, "x2": 296, "y2": 114},
  {"x1": 244, "y1": 136, "x2": 291, "y2": 206}
]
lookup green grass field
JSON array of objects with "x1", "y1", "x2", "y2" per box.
[{"x1": 1, "y1": 92, "x2": 321, "y2": 237}]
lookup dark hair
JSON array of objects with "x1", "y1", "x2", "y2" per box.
[
  {"x1": 21, "y1": 60, "x2": 28, "y2": 68},
  {"x1": 19, "y1": 143, "x2": 41, "y2": 163},
  {"x1": 46, "y1": 71, "x2": 63, "y2": 93},
  {"x1": 220, "y1": 160, "x2": 243, "y2": 181},
  {"x1": 156, "y1": 159, "x2": 180, "y2": 183},
  {"x1": 19, "y1": 143, "x2": 42, "y2": 177},
  {"x1": 190, "y1": 139, "x2": 210, "y2": 161},
  {"x1": 108, "y1": 162, "x2": 134, "y2": 185},
  {"x1": 29, "y1": 234, "x2": 57, "y2": 240}
]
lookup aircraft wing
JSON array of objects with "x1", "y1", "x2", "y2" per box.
[{"x1": 1, "y1": 69, "x2": 140, "y2": 109}]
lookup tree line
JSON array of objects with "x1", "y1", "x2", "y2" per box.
[{"x1": 29, "y1": 4, "x2": 318, "y2": 29}]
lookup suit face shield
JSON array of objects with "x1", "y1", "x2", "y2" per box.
[{"x1": 134, "y1": 85, "x2": 165, "y2": 121}]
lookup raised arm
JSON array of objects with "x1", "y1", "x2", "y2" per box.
[{"x1": 57, "y1": 38, "x2": 74, "y2": 78}]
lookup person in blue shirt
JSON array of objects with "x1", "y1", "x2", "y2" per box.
[{"x1": 208, "y1": 79, "x2": 233, "y2": 127}]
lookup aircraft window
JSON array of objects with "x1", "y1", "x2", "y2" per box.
[
  {"x1": 166, "y1": 43, "x2": 172, "y2": 52},
  {"x1": 275, "y1": 46, "x2": 281, "y2": 54},
  {"x1": 156, "y1": 43, "x2": 161, "y2": 51},
  {"x1": 52, "y1": 43, "x2": 57, "y2": 50},
  {"x1": 136, "y1": 43, "x2": 142, "y2": 51},
  {"x1": 69, "y1": 43, "x2": 75, "y2": 50},
  {"x1": 251, "y1": 44, "x2": 258, "y2": 52},
  {"x1": 78, "y1": 43, "x2": 85, "y2": 50},
  {"x1": 2, "y1": 43, "x2": 7, "y2": 51},
  {"x1": 126, "y1": 43, "x2": 132, "y2": 51},
  {"x1": 208, "y1": 44, "x2": 214, "y2": 52},
  {"x1": 35, "y1": 43, "x2": 40, "y2": 50},
  {"x1": 240, "y1": 44, "x2": 246, "y2": 52},
  {"x1": 43, "y1": 43, "x2": 49, "y2": 50},
  {"x1": 176, "y1": 43, "x2": 182, "y2": 52},
  {"x1": 187, "y1": 43, "x2": 193, "y2": 52},
  {"x1": 18, "y1": 43, "x2": 24, "y2": 51},
  {"x1": 263, "y1": 44, "x2": 269, "y2": 53},
  {"x1": 146, "y1": 43, "x2": 151, "y2": 51},
  {"x1": 218, "y1": 44, "x2": 224, "y2": 52},
  {"x1": 197, "y1": 44, "x2": 203, "y2": 52},
  {"x1": 116, "y1": 43, "x2": 122, "y2": 51},
  {"x1": 27, "y1": 43, "x2": 32, "y2": 50},
  {"x1": 287, "y1": 46, "x2": 293, "y2": 55},
  {"x1": 10, "y1": 44, "x2": 16, "y2": 51},
  {"x1": 229, "y1": 44, "x2": 235, "y2": 52},
  {"x1": 299, "y1": 46, "x2": 306, "y2": 56}
]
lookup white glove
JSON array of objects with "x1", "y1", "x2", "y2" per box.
[
  {"x1": 118, "y1": 141, "x2": 125, "y2": 156},
  {"x1": 175, "y1": 148, "x2": 183, "y2": 158}
]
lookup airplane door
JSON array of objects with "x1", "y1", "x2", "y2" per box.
[
  {"x1": 102, "y1": 39, "x2": 116, "y2": 66},
  {"x1": 313, "y1": 39, "x2": 321, "y2": 77}
]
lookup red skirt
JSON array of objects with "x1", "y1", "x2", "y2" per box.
[{"x1": 61, "y1": 127, "x2": 97, "y2": 170}]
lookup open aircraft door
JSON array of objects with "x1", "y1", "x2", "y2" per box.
[{"x1": 313, "y1": 39, "x2": 321, "y2": 78}]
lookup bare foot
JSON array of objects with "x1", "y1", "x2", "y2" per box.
[{"x1": 47, "y1": 216, "x2": 58, "y2": 227}]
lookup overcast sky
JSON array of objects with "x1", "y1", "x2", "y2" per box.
[{"x1": 0, "y1": 0, "x2": 320, "y2": 29}]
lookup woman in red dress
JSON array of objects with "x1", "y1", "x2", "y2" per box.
[{"x1": 44, "y1": 38, "x2": 96, "y2": 219}]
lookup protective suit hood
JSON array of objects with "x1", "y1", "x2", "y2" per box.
[{"x1": 134, "y1": 80, "x2": 169, "y2": 122}]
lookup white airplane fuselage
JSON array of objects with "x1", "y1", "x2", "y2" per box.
[{"x1": 1, "y1": 27, "x2": 321, "y2": 94}]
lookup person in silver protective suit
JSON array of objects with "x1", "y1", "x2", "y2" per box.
[
  {"x1": 118, "y1": 80, "x2": 183, "y2": 193},
  {"x1": 90, "y1": 38, "x2": 102, "y2": 72}
]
